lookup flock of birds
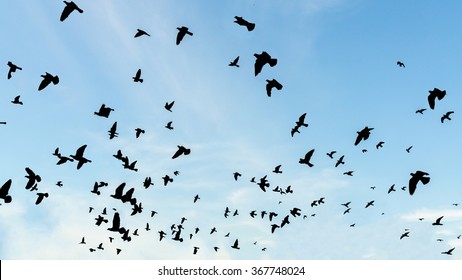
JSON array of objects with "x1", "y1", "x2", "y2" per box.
[{"x1": 0, "y1": 1, "x2": 460, "y2": 259}]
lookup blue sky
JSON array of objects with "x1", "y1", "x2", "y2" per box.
[{"x1": 0, "y1": 0, "x2": 462, "y2": 259}]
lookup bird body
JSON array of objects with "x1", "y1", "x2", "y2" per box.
[{"x1": 441, "y1": 111, "x2": 454, "y2": 123}]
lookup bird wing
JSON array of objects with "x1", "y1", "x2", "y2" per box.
[
  {"x1": 172, "y1": 147, "x2": 183, "y2": 159},
  {"x1": 176, "y1": 30, "x2": 186, "y2": 45},
  {"x1": 38, "y1": 76, "x2": 51, "y2": 91},
  {"x1": 435, "y1": 216, "x2": 444, "y2": 224},
  {"x1": 135, "y1": 69, "x2": 141, "y2": 78},
  {"x1": 254, "y1": 59, "x2": 263, "y2": 76},
  {"x1": 60, "y1": 5, "x2": 73, "y2": 21},
  {"x1": 0, "y1": 179, "x2": 12, "y2": 196},
  {"x1": 75, "y1": 145, "x2": 87, "y2": 158},
  {"x1": 298, "y1": 113, "x2": 306, "y2": 123},
  {"x1": 25, "y1": 167, "x2": 35, "y2": 178},
  {"x1": 305, "y1": 149, "x2": 314, "y2": 160},
  {"x1": 354, "y1": 132, "x2": 363, "y2": 146},
  {"x1": 427, "y1": 93, "x2": 436, "y2": 110}
]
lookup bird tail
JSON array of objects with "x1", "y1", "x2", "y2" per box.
[
  {"x1": 246, "y1": 23, "x2": 255, "y2": 31},
  {"x1": 421, "y1": 177, "x2": 430, "y2": 185},
  {"x1": 269, "y1": 58, "x2": 277, "y2": 67}
]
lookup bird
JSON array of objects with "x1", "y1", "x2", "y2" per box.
[
  {"x1": 343, "y1": 208, "x2": 351, "y2": 215},
  {"x1": 70, "y1": 145, "x2": 92, "y2": 169},
  {"x1": 172, "y1": 145, "x2": 191, "y2": 159},
  {"x1": 265, "y1": 79, "x2": 283, "y2": 97},
  {"x1": 176, "y1": 26, "x2": 193, "y2": 45},
  {"x1": 132, "y1": 69, "x2": 143, "y2": 83},
  {"x1": 38, "y1": 72, "x2": 59, "y2": 91},
  {"x1": 135, "y1": 128, "x2": 145, "y2": 138},
  {"x1": 122, "y1": 158, "x2": 138, "y2": 172},
  {"x1": 233, "y1": 172, "x2": 241, "y2": 181},
  {"x1": 254, "y1": 51, "x2": 277, "y2": 76},
  {"x1": 231, "y1": 239, "x2": 240, "y2": 250},
  {"x1": 327, "y1": 151, "x2": 337, "y2": 159},
  {"x1": 335, "y1": 155, "x2": 345, "y2": 167},
  {"x1": 0, "y1": 179, "x2": 13, "y2": 204},
  {"x1": 343, "y1": 171, "x2": 354, "y2": 176},
  {"x1": 376, "y1": 141, "x2": 384, "y2": 149},
  {"x1": 131, "y1": 202, "x2": 143, "y2": 216},
  {"x1": 108, "y1": 122, "x2": 118, "y2": 139},
  {"x1": 365, "y1": 200, "x2": 375, "y2": 208},
  {"x1": 162, "y1": 175, "x2": 173, "y2": 186},
  {"x1": 234, "y1": 16, "x2": 255, "y2": 31},
  {"x1": 165, "y1": 121, "x2": 174, "y2": 130},
  {"x1": 94, "y1": 104, "x2": 114, "y2": 118},
  {"x1": 229, "y1": 56, "x2": 240, "y2": 67},
  {"x1": 281, "y1": 215, "x2": 290, "y2": 228},
  {"x1": 387, "y1": 184, "x2": 396, "y2": 194},
  {"x1": 143, "y1": 177, "x2": 153, "y2": 189},
  {"x1": 441, "y1": 248, "x2": 455, "y2": 255},
  {"x1": 299, "y1": 149, "x2": 315, "y2": 167},
  {"x1": 271, "y1": 224, "x2": 280, "y2": 234},
  {"x1": 397, "y1": 61, "x2": 405, "y2": 68},
  {"x1": 193, "y1": 194, "x2": 200, "y2": 203},
  {"x1": 97, "y1": 243, "x2": 104, "y2": 250},
  {"x1": 107, "y1": 212, "x2": 126, "y2": 234},
  {"x1": 415, "y1": 108, "x2": 427, "y2": 114},
  {"x1": 409, "y1": 171, "x2": 430, "y2": 195},
  {"x1": 432, "y1": 216, "x2": 444, "y2": 226},
  {"x1": 224, "y1": 207, "x2": 231, "y2": 218},
  {"x1": 145, "y1": 223, "x2": 151, "y2": 231},
  {"x1": 134, "y1": 29, "x2": 150, "y2": 38},
  {"x1": 341, "y1": 201, "x2": 351, "y2": 208},
  {"x1": 35, "y1": 193, "x2": 49, "y2": 205},
  {"x1": 354, "y1": 126, "x2": 374, "y2": 145},
  {"x1": 60, "y1": 1, "x2": 83, "y2": 22},
  {"x1": 400, "y1": 232, "x2": 410, "y2": 239},
  {"x1": 165, "y1": 101, "x2": 175, "y2": 112},
  {"x1": 158, "y1": 231, "x2": 166, "y2": 241},
  {"x1": 193, "y1": 247, "x2": 199, "y2": 255},
  {"x1": 11, "y1": 95, "x2": 23, "y2": 105},
  {"x1": 113, "y1": 149, "x2": 124, "y2": 161},
  {"x1": 441, "y1": 111, "x2": 454, "y2": 123},
  {"x1": 269, "y1": 212, "x2": 278, "y2": 221},
  {"x1": 25, "y1": 168, "x2": 41, "y2": 191},
  {"x1": 291, "y1": 113, "x2": 309, "y2": 137},
  {"x1": 406, "y1": 146, "x2": 413, "y2": 153},
  {"x1": 272, "y1": 165, "x2": 283, "y2": 174},
  {"x1": 7, "y1": 61, "x2": 22, "y2": 79},
  {"x1": 290, "y1": 207, "x2": 301, "y2": 217},
  {"x1": 56, "y1": 181, "x2": 63, "y2": 187},
  {"x1": 79, "y1": 237, "x2": 86, "y2": 244},
  {"x1": 428, "y1": 88, "x2": 446, "y2": 110},
  {"x1": 210, "y1": 227, "x2": 217, "y2": 234},
  {"x1": 116, "y1": 248, "x2": 122, "y2": 255},
  {"x1": 213, "y1": 247, "x2": 219, "y2": 252}
]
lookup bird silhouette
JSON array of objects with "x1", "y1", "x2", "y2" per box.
[
  {"x1": 135, "y1": 128, "x2": 145, "y2": 138},
  {"x1": 254, "y1": 51, "x2": 277, "y2": 76},
  {"x1": 162, "y1": 175, "x2": 173, "y2": 186},
  {"x1": 365, "y1": 200, "x2": 375, "y2": 208},
  {"x1": 233, "y1": 172, "x2": 241, "y2": 181},
  {"x1": 290, "y1": 207, "x2": 301, "y2": 217},
  {"x1": 193, "y1": 194, "x2": 200, "y2": 203},
  {"x1": 158, "y1": 230, "x2": 166, "y2": 241},
  {"x1": 229, "y1": 56, "x2": 240, "y2": 67},
  {"x1": 131, "y1": 202, "x2": 143, "y2": 216},
  {"x1": 327, "y1": 151, "x2": 337, "y2": 159},
  {"x1": 79, "y1": 237, "x2": 86, "y2": 244},
  {"x1": 400, "y1": 231, "x2": 410, "y2": 239},
  {"x1": 193, "y1": 246, "x2": 199, "y2": 255},
  {"x1": 343, "y1": 171, "x2": 354, "y2": 176},
  {"x1": 257, "y1": 175, "x2": 270, "y2": 192},
  {"x1": 60, "y1": 1, "x2": 83, "y2": 21},
  {"x1": 11, "y1": 95, "x2": 23, "y2": 105},
  {"x1": 132, "y1": 69, "x2": 143, "y2": 83},
  {"x1": 56, "y1": 181, "x2": 63, "y2": 187},
  {"x1": 281, "y1": 215, "x2": 290, "y2": 228},
  {"x1": 25, "y1": 167, "x2": 41, "y2": 191},
  {"x1": 172, "y1": 145, "x2": 191, "y2": 159},
  {"x1": 415, "y1": 108, "x2": 427, "y2": 114},
  {"x1": 165, "y1": 121, "x2": 174, "y2": 130},
  {"x1": 165, "y1": 101, "x2": 175, "y2": 112},
  {"x1": 397, "y1": 61, "x2": 405, "y2": 68},
  {"x1": 265, "y1": 79, "x2": 283, "y2": 97},
  {"x1": 299, "y1": 149, "x2": 315, "y2": 167},
  {"x1": 176, "y1": 26, "x2": 193, "y2": 45},
  {"x1": 441, "y1": 111, "x2": 454, "y2": 123},
  {"x1": 376, "y1": 141, "x2": 384, "y2": 149},
  {"x1": 7, "y1": 61, "x2": 22, "y2": 79},
  {"x1": 108, "y1": 122, "x2": 118, "y2": 139},
  {"x1": 291, "y1": 113, "x2": 308, "y2": 136},
  {"x1": 70, "y1": 145, "x2": 91, "y2": 169},
  {"x1": 335, "y1": 155, "x2": 345, "y2": 167},
  {"x1": 432, "y1": 216, "x2": 444, "y2": 226},
  {"x1": 409, "y1": 171, "x2": 430, "y2": 195},
  {"x1": 94, "y1": 215, "x2": 108, "y2": 226},
  {"x1": 234, "y1": 16, "x2": 255, "y2": 31},
  {"x1": 406, "y1": 146, "x2": 413, "y2": 153},
  {"x1": 134, "y1": 29, "x2": 150, "y2": 38},
  {"x1": 231, "y1": 239, "x2": 240, "y2": 249},
  {"x1": 271, "y1": 224, "x2": 280, "y2": 234},
  {"x1": 143, "y1": 177, "x2": 153, "y2": 189},
  {"x1": 354, "y1": 126, "x2": 374, "y2": 145},
  {"x1": 107, "y1": 212, "x2": 126, "y2": 234},
  {"x1": 94, "y1": 104, "x2": 114, "y2": 118},
  {"x1": 0, "y1": 179, "x2": 12, "y2": 204},
  {"x1": 388, "y1": 184, "x2": 396, "y2": 194},
  {"x1": 224, "y1": 207, "x2": 231, "y2": 218},
  {"x1": 441, "y1": 248, "x2": 455, "y2": 255},
  {"x1": 113, "y1": 149, "x2": 124, "y2": 161},
  {"x1": 35, "y1": 193, "x2": 48, "y2": 205},
  {"x1": 38, "y1": 72, "x2": 59, "y2": 91},
  {"x1": 341, "y1": 201, "x2": 351, "y2": 208},
  {"x1": 122, "y1": 158, "x2": 138, "y2": 172},
  {"x1": 428, "y1": 88, "x2": 446, "y2": 110},
  {"x1": 343, "y1": 208, "x2": 351, "y2": 215}
]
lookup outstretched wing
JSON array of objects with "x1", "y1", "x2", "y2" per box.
[
  {"x1": 75, "y1": 145, "x2": 87, "y2": 158},
  {"x1": 0, "y1": 179, "x2": 12, "y2": 196}
]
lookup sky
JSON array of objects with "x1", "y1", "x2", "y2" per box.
[{"x1": 0, "y1": 0, "x2": 462, "y2": 260}]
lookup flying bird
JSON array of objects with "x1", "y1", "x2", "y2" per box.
[
  {"x1": 94, "y1": 104, "x2": 114, "y2": 118},
  {"x1": 291, "y1": 113, "x2": 308, "y2": 137},
  {"x1": 172, "y1": 145, "x2": 191, "y2": 159},
  {"x1": 11, "y1": 95, "x2": 23, "y2": 105},
  {"x1": 134, "y1": 29, "x2": 150, "y2": 38},
  {"x1": 299, "y1": 149, "x2": 315, "y2": 167},
  {"x1": 135, "y1": 128, "x2": 145, "y2": 138},
  {"x1": 108, "y1": 122, "x2": 118, "y2": 139},
  {"x1": 441, "y1": 111, "x2": 454, "y2": 123},
  {"x1": 229, "y1": 56, "x2": 240, "y2": 67},
  {"x1": 165, "y1": 121, "x2": 174, "y2": 130},
  {"x1": 234, "y1": 16, "x2": 255, "y2": 31},
  {"x1": 400, "y1": 231, "x2": 410, "y2": 239},
  {"x1": 376, "y1": 141, "x2": 384, "y2": 149},
  {"x1": 327, "y1": 151, "x2": 337, "y2": 159},
  {"x1": 406, "y1": 146, "x2": 413, "y2": 153},
  {"x1": 354, "y1": 126, "x2": 374, "y2": 146},
  {"x1": 335, "y1": 155, "x2": 345, "y2": 167},
  {"x1": 132, "y1": 69, "x2": 143, "y2": 83},
  {"x1": 397, "y1": 61, "x2": 405, "y2": 68},
  {"x1": 7, "y1": 61, "x2": 22, "y2": 79},
  {"x1": 0, "y1": 179, "x2": 13, "y2": 204},
  {"x1": 162, "y1": 175, "x2": 173, "y2": 186},
  {"x1": 165, "y1": 101, "x2": 175, "y2": 112},
  {"x1": 35, "y1": 193, "x2": 49, "y2": 205},
  {"x1": 193, "y1": 194, "x2": 200, "y2": 203},
  {"x1": 38, "y1": 72, "x2": 59, "y2": 91},
  {"x1": 25, "y1": 168, "x2": 41, "y2": 191},
  {"x1": 441, "y1": 248, "x2": 455, "y2": 255},
  {"x1": 365, "y1": 200, "x2": 375, "y2": 208},
  {"x1": 176, "y1": 26, "x2": 193, "y2": 45},
  {"x1": 265, "y1": 79, "x2": 283, "y2": 97},
  {"x1": 272, "y1": 165, "x2": 282, "y2": 174},
  {"x1": 70, "y1": 145, "x2": 92, "y2": 169},
  {"x1": 343, "y1": 171, "x2": 354, "y2": 176},
  {"x1": 254, "y1": 51, "x2": 277, "y2": 76},
  {"x1": 415, "y1": 108, "x2": 427, "y2": 114},
  {"x1": 60, "y1": 1, "x2": 83, "y2": 22},
  {"x1": 427, "y1": 88, "x2": 446, "y2": 110},
  {"x1": 432, "y1": 216, "x2": 444, "y2": 226},
  {"x1": 231, "y1": 239, "x2": 240, "y2": 250},
  {"x1": 408, "y1": 170, "x2": 430, "y2": 195}
]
